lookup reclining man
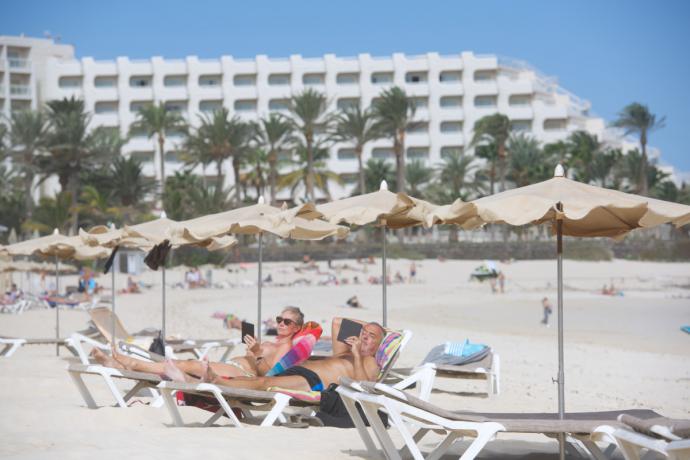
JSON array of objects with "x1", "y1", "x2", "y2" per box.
[{"x1": 206, "y1": 317, "x2": 385, "y2": 392}]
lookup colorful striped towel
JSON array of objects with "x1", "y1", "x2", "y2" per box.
[{"x1": 266, "y1": 321, "x2": 322, "y2": 376}]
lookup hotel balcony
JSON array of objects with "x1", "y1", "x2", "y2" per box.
[
  {"x1": 8, "y1": 58, "x2": 31, "y2": 71},
  {"x1": 10, "y1": 84, "x2": 31, "y2": 98}
]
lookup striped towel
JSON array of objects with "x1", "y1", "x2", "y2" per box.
[{"x1": 266, "y1": 321, "x2": 322, "y2": 377}]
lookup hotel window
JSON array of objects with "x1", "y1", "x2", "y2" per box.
[
  {"x1": 341, "y1": 173, "x2": 358, "y2": 184},
  {"x1": 58, "y1": 76, "x2": 82, "y2": 88},
  {"x1": 405, "y1": 72, "x2": 427, "y2": 84},
  {"x1": 94, "y1": 76, "x2": 117, "y2": 88},
  {"x1": 303, "y1": 73, "x2": 325, "y2": 85},
  {"x1": 336, "y1": 73, "x2": 359, "y2": 85},
  {"x1": 407, "y1": 147, "x2": 429, "y2": 160},
  {"x1": 474, "y1": 70, "x2": 496, "y2": 82},
  {"x1": 129, "y1": 125, "x2": 148, "y2": 138},
  {"x1": 543, "y1": 119, "x2": 567, "y2": 131},
  {"x1": 439, "y1": 71, "x2": 462, "y2": 83},
  {"x1": 199, "y1": 100, "x2": 222, "y2": 113},
  {"x1": 371, "y1": 147, "x2": 394, "y2": 160},
  {"x1": 474, "y1": 96, "x2": 497, "y2": 108},
  {"x1": 94, "y1": 101, "x2": 118, "y2": 114},
  {"x1": 511, "y1": 120, "x2": 532, "y2": 132},
  {"x1": 337, "y1": 148, "x2": 357, "y2": 160},
  {"x1": 410, "y1": 97, "x2": 428, "y2": 110},
  {"x1": 130, "y1": 76, "x2": 152, "y2": 87},
  {"x1": 234, "y1": 74, "x2": 256, "y2": 86},
  {"x1": 440, "y1": 121, "x2": 463, "y2": 133},
  {"x1": 165, "y1": 101, "x2": 187, "y2": 113},
  {"x1": 234, "y1": 99, "x2": 257, "y2": 111},
  {"x1": 337, "y1": 98, "x2": 360, "y2": 111},
  {"x1": 165, "y1": 151, "x2": 181, "y2": 163},
  {"x1": 199, "y1": 75, "x2": 221, "y2": 86},
  {"x1": 130, "y1": 151, "x2": 155, "y2": 163},
  {"x1": 269, "y1": 99, "x2": 290, "y2": 111},
  {"x1": 268, "y1": 74, "x2": 290, "y2": 85},
  {"x1": 440, "y1": 96, "x2": 462, "y2": 108},
  {"x1": 164, "y1": 75, "x2": 187, "y2": 87},
  {"x1": 408, "y1": 122, "x2": 428, "y2": 134},
  {"x1": 441, "y1": 146, "x2": 464, "y2": 158},
  {"x1": 371, "y1": 72, "x2": 393, "y2": 84},
  {"x1": 130, "y1": 101, "x2": 152, "y2": 113},
  {"x1": 509, "y1": 94, "x2": 532, "y2": 106}
]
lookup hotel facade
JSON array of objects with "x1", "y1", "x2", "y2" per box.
[{"x1": 1, "y1": 35, "x2": 640, "y2": 199}]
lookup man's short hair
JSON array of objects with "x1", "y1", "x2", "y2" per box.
[
  {"x1": 282, "y1": 306, "x2": 304, "y2": 326},
  {"x1": 366, "y1": 321, "x2": 386, "y2": 338}
]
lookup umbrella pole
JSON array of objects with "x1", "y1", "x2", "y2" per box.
[
  {"x1": 161, "y1": 265, "x2": 166, "y2": 353},
  {"x1": 55, "y1": 255, "x2": 60, "y2": 357},
  {"x1": 257, "y1": 232, "x2": 263, "y2": 343},
  {"x1": 111, "y1": 257, "x2": 116, "y2": 346},
  {"x1": 382, "y1": 220, "x2": 387, "y2": 328},
  {"x1": 556, "y1": 206, "x2": 565, "y2": 460}
]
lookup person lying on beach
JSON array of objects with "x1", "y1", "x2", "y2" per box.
[
  {"x1": 92, "y1": 306, "x2": 306, "y2": 379},
  {"x1": 199, "y1": 317, "x2": 385, "y2": 392}
]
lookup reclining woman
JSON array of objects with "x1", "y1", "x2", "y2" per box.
[{"x1": 92, "y1": 306, "x2": 306, "y2": 381}]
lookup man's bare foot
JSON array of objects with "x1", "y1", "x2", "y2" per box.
[
  {"x1": 90, "y1": 348, "x2": 125, "y2": 370},
  {"x1": 109, "y1": 344, "x2": 131, "y2": 370},
  {"x1": 164, "y1": 359, "x2": 194, "y2": 383}
]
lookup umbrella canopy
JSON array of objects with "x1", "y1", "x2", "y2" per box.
[
  {"x1": 429, "y1": 165, "x2": 690, "y2": 238},
  {"x1": 1, "y1": 232, "x2": 110, "y2": 260},
  {"x1": 315, "y1": 181, "x2": 436, "y2": 229},
  {"x1": 314, "y1": 181, "x2": 440, "y2": 326},
  {"x1": 428, "y1": 165, "x2": 690, "y2": 460},
  {"x1": 174, "y1": 202, "x2": 348, "y2": 242},
  {"x1": 0, "y1": 260, "x2": 78, "y2": 273}
]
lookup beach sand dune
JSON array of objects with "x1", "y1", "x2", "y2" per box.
[{"x1": 1, "y1": 259, "x2": 688, "y2": 459}]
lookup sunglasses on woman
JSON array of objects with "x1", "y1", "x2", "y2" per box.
[{"x1": 276, "y1": 316, "x2": 296, "y2": 326}]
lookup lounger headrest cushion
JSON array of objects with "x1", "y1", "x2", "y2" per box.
[{"x1": 375, "y1": 331, "x2": 403, "y2": 379}]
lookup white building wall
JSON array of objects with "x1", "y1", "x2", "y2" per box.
[{"x1": 4, "y1": 35, "x2": 663, "y2": 198}]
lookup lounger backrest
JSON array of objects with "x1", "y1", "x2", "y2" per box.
[
  {"x1": 376, "y1": 329, "x2": 412, "y2": 381},
  {"x1": 89, "y1": 307, "x2": 131, "y2": 343}
]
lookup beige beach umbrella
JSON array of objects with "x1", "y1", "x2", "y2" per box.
[
  {"x1": 315, "y1": 181, "x2": 440, "y2": 326},
  {"x1": 2, "y1": 229, "x2": 110, "y2": 355},
  {"x1": 174, "y1": 198, "x2": 348, "y2": 341},
  {"x1": 80, "y1": 216, "x2": 237, "y2": 348},
  {"x1": 429, "y1": 164, "x2": 690, "y2": 460}
]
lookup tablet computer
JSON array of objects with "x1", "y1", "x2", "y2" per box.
[
  {"x1": 241, "y1": 321, "x2": 255, "y2": 344},
  {"x1": 337, "y1": 318, "x2": 363, "y2": 343}
]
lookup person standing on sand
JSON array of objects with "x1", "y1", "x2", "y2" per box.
[{"x1": 541, "y1": 297, "x2": 553, "y2": 326}]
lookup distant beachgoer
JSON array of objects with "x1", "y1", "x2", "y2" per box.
[
  {"x1": 541, "y1": 297, "x2": 553, "y2": 326},
  {"x1": 498, "y1": 271, "x2": 505, "y2": 294},
  {"x1": 409, "y1": 262, "x2": 417, "y2": 282},
  {"x1": 489, "y1": 277, "x2": 497, "y2": 294},
  {"x1": 353, "y1": 276, "x2": 360, "y2": 284},
  {"x1": 345, "y1": 296, "x2": 363, "y2": 308},
  {"x1": 394, "y1": 271, "x2": 404, "y2": 283}
]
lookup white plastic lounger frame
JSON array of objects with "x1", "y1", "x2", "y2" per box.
[
  {"x1": 338, "y1": 381, "x2": 621, "y2": 460},
  {"x1": 593, "y1": 425, "x2": 690, "y2": 460},
  {"x1": 0, "y1": 336, "x2": 73, "y2": 358},
  {"x1": 67, "y1": 363, "x2": 164, "y2": 409}
]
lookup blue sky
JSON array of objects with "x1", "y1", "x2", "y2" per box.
[{"x1": 3, "y1": 0, "x2": 689, "y2": 174}]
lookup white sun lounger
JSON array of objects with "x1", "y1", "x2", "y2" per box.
[
  {"x1": 593, "y1": 415, "x2": 690, "y2": 460},
  {"x1": 337, "y1": 379, "x2": 664, "y2": 460}
]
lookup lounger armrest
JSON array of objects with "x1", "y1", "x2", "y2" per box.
[
  {"x1": 67, "y1": 332, "x2": 109, "y2": 365},
  {"x1": 391, "y1": 363, "x2": 436, "y2": 400}
]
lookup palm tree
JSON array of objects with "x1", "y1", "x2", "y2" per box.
[
  {"x1": 333, "y1": 106, "x2": 381, "y2": 195},
  {"x1": 184, "y1": 108, "x2": 251, "y2": 204},
  {"x1": 471, "y1": 114, "x2": 511, "y2": 192},
  {"x1": 508, "y1": 133, "x2": 551, "y2": 187},
  {"x1": 22, "y1": 192, "x2": 72, "y2": 235},
  {"x1": 110, "y1": 156, "x2": 157, "y2": 208},
  {"x1": 590, "y1": 148, "x2": 622, "y2": 188},
  {"x1": 354, "y1": 158, "x2": 396, "y2": 194},
  {"x1": 372, "y1": 87, "x2": 419, "y2": 194},
  {"x1": 243, "y1": 147, "x2": 269, "y2": 200},
  {"x1": 42, "y1": 97, "x2": 115, "y2": 233},
  {"x1": 430, "y1": 151, "x2": 482, "y2": 242},
  {"x1": 288, "y1": 89, "x2": 332, "y2": 201},
  {"x1": 8, "y1": 110, "x2": 50, "y2": 217},
  {"x1": 279, "y1": 142, "x2": 343, "y2": 201},
  {"x1": 474, "y1": 141, "x2": 498, "y2": 194},
  {"x1": 612, "y1": 103, "x2": 665, "y2": 195},
  {"x1": 130, "y1": 102, "x2": 186, "y2": 200},
  {"x1": 254, "y1": 113, "x2": 293, "y2": 204},
  {"x1": 405, "y1": 160, "x2": 433, "y2": 198},
  {"x1": 566, "y1": 131, "x2": 603, "y2": 184}
]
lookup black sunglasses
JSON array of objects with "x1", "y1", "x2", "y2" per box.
[{"x1": 276, "y1": 316, "x2": 296, "y2": 326}]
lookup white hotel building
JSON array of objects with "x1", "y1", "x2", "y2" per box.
[{"x1": 2, "y1": 35, "x2": 637, "y2": 199}]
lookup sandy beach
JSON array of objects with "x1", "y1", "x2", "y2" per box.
[{"x1": 1, "y1": 258, "x2": 689, "y2": 459}]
